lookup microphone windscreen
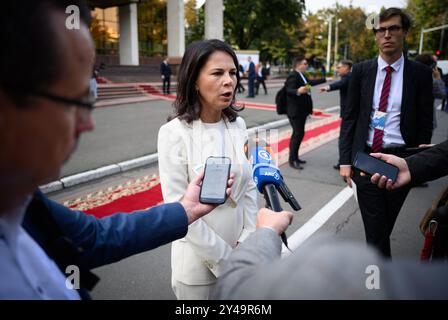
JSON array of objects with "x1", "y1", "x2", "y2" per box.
[{"x1": 251, "y1": 147, "x2": 282, "y2": 192}]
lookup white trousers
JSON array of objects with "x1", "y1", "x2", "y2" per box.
[{"x1": 172, "y1": 278, "x2": 216, "y2": 300}]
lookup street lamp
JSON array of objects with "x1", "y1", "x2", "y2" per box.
[
  {"x1": 325, "y1": 15, "x2": 333, "y2": 73},
  {"x1": 334, "y1": 18, "x2": 342, "y2": 65},
  {"x1": 419, "y1": 24, "x2": 448, "y2": 54}
]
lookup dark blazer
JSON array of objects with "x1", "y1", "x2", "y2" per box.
[
  {"x1": 248, "y1": 62, "x2": 256, "y2": 80},
  {"x1": 285, "y1": 71, "x2": 326, "y2": 117},
  {"x1": 339, "y1": 57, "x2": 434, "y2": 165},
  {"x1": 160, "y1": 61, "x2": 172, "y2": 78},
  {"x1": 406, "y1": 140, "x2": 448, "y2": 185},
  {"x1": 328, "y1": 72, "x2": 351, "y2": 116},
  {"x1": 23, "y1": 191, "x2": 188, "y2": 298}
]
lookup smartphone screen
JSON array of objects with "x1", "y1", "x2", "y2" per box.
[
  {"x1": 199, "y1": 156, "x2": 231, "y2": 204},
  {"x1": 353, "y1": 152, "x2": 399, "y2": 182}
]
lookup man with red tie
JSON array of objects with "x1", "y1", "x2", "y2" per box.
[{"x1": 339, "y1": 8, "x2": 433, "y2": 257}]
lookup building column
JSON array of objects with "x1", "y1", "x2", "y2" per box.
[
  {"x1": 119, "y1": 3, "x2": 139, "y2": 65},
  {"x1": 167, "y1": 0, "x2": 185, "y2": 57},
  {"x1": 205, "y1": 0, "x2": 224, "y2": 40}
]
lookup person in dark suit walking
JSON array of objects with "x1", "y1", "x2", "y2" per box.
[
  {"x1": 160, "y1": 56, "x2": 172, "y2": 94},
  {"x1": 339, "y1": 8, "x2": 434, "y2": 257},
  {"x1": 0, "y1": 0, "x2": 233, "y2": 299},
  {"x1": 320, "y1": 60, "x2": 353, "y2": 169},
  {"x1": 246, "y1": 56, "x2": 256, "y2": 98},
  {"x1": 255, "y1": 62, "x2": 268, "y2": 95},
  {"x1": 286, "y1": 56, "x2": 326, "y2": 169}
]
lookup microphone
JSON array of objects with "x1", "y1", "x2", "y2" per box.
[{"x1": 251, "y1": 143, "x2": 301, "y2": 247}]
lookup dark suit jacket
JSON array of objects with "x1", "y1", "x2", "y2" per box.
[
  {"x1": 248, "y1": 62, "x2": 256, "y2": 80},
  {"x1": 339, "y1": 57, "x2": 434, "y2": 165},
  {"x1": 406, "y1": 140, "x2": 448, "y2": 185},
  {"x1": 160, "y1": 62, "x2": 172, "y2": 78},
  {"x1": 285, "y1": 71, "x2": 326, "y2": 117},
  {"x1": 328, "y1": 72, "x2": 351, "y2": 117},
  {"x1": 23, "y1": 191, "x2": 188, "y2": 298}
]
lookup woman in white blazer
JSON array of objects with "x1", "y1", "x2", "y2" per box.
[{"x1": 157, "y1": 40, "x2": 258, "y2": 300}]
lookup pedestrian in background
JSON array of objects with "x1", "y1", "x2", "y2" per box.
[
  {"x1": 246, "y1": 56, "x2": 256, "y2": 98},
  {"x1": 286, "y1": 55, "x2": 326, "y2": 170},
  {"x1": 415, "y1": 54, "x2": 446, "y2": 130},
  {"x1": 320, "y1": 59, "x2": 353, "y2": 169},
  {"x1": 236, "y1": 64, "x2": 245, "y2": 93},
  {"x1": 255, "y1": 62, "x2": 268, "y2": 95},
  {"x1": 160, "y1": 56, "x2": 172, "y2": 95}
]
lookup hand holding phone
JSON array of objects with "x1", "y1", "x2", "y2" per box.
[
  {"x1": 353, "y1": 152, "x2": 399, "y2": 182},
  {"x1": 199, "y1": 156, "x2": 231, "y2": 204}
]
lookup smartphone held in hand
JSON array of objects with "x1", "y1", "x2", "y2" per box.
[
  {"x1": 199, "y1": 156, "x2": 231, "y2": 204},
  {"x1": 353, "y1": 152, "x2": 399, "y2": 182}
]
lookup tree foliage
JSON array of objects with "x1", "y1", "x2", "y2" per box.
[
  {"x1": 90, "y1": 13, "x2": 113, "y2": 53},
  {"x1": 223, "y1": 0, "x2": 305, "y2": 62},
  {"x1": 138, "y1": 0, "x2": 167, "y2": 56},
  {"x1": 337, "y1": 7, "x2": 377, "y2": 62},
  {"x1": 406, "y1": 0, "x2": 447, "y2": 58},
  {"x1": 185, "y1": 0, "x2": 204, "y2": 45},
  {"x1": 301, "y1": 5, "x2": 378, "y2": 66}
]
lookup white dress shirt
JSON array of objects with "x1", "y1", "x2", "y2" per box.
[
  {"x1": 367, "y1": 54, "x2": 405, "y2": 147},
  {"x1": 297, "y1": 71, "x2": 311, "y2": 96},
  {"x1": 0, "y1": 199, "x2": 80, "y2": 300}
]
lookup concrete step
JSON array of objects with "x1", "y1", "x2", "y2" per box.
[
  {"x1": 98, "y1": 89, "x2": 142, "y2": 95},
  {"x1": 97, "y1": 84, "x2": 148, "y2": 101}
]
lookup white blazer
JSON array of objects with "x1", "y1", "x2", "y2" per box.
[{"x1": 158, "y1": 116, "x2": 258, "y2": 285}]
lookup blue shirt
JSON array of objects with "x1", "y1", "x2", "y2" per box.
[{"x1": 0, "y1": 198, "x2": 80, "y2": 300}]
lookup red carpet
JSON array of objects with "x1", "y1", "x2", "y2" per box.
[
  {"x1": 83, "y1": 184, "x2": 163, "y2": 218},
  {"x1": 271, "y1": 118, "x2": 341, "y2": 152}
]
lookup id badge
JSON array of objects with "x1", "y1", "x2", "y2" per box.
[{"x1": 371, "y1": 110, "x2": 387, "y2": 130}]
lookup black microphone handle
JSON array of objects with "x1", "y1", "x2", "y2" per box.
[{"x1": 262, "y1": 184, "x2": 288, "y2": 247}]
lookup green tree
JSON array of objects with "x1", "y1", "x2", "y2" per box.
[
  {"x1": 90, "y1": 13, "x2": 116, "y2": 54},
  {"x1": 302, "y1": 6, "x2": 377, "y2": 66},
  {"x1": 138, "y1": 0, "x2": 167, "y2": 56},
  {"x1": 338, "y1": 7, "x2": 377, "y2": 62},
  {"x1": 185, "y1": 0, "x2": 205, "y2": 45},
  {"x1": 223, "y1": 0, "x2": 305, "y2": 62},
  {"x1": 406, "y1": 0, "x2": 447, "y2": 58}
]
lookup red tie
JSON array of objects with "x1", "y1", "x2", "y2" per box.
[{"x1": 371, "y1": 66, "x2": 394, "y2": 152}]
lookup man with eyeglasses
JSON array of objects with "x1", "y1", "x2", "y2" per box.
[
  {"x1": 0, "y1": 0, "x2": 233, "y2": 299},
  {"x1": 339, "y1": 7, "x2": 434, "y2": 257}
]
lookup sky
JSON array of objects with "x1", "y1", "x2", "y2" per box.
[{"x1": 304, "y1": 0, "x2": 408, "y2": 14}]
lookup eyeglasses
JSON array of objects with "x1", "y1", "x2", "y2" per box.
[
  {"x1": 30, "y1": 90, "x2": 96, "y2": 111},
  {"x1": 373, "y1": 25, "x2": 402, "y2": 36},
  {"x1": 1, "y1": 84, "x2": 96, "y2": 111}
]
